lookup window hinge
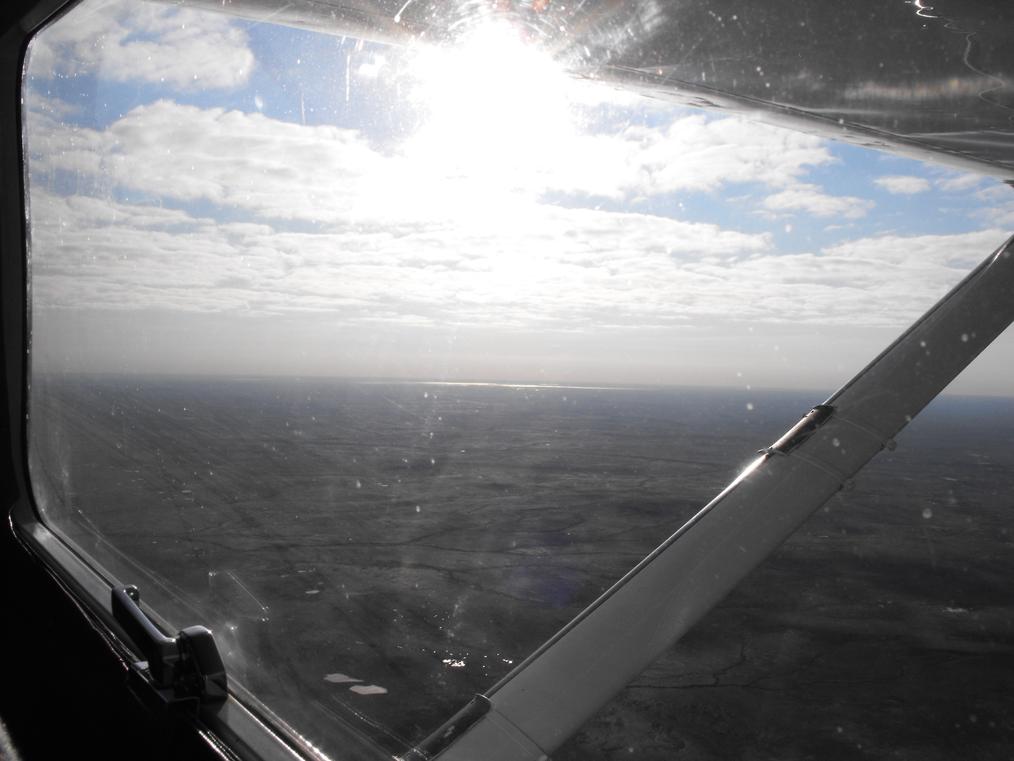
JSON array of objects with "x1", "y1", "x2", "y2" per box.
[{"x1": 111, "y1": 585, "x2": 227, "y2": 709}]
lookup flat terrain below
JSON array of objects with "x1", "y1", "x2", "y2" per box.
[{"x1": 28, "y1": 375, "x2": 1014, "y2": 760}]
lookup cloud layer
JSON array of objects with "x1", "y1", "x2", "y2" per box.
[
  {"x1": 28, "y1": 97, "x2": 843, "y2": 227},
  {"x1": 21, "y1": 0, "x2": 1014, "y2": 385},
  {"x1": 30, "y1": 185, "x2": 1008, "y2": 334}
]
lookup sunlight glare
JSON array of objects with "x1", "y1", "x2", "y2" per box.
[{"x1": 401, "y1": 22, "x2": 579, "y2": 213}]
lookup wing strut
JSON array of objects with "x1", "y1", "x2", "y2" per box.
[{"x1": 404, "y1": 234, "x2": 1014, "y2": 761}]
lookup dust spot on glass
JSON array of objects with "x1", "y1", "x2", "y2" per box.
[
  {"x1": 350, "y1": 684, "x2": 388, "y2": 695},
  {"x1": 922, "y1": 507, "x2": 933, "y2": 519},
  {"x1": 324, "y1": 673, "x2": 362, "y2": 684},
  {"x1": 745, "y1": 402, "x2": 754, "y2": 411}
]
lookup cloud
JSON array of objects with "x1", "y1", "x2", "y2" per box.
[
  {"x1": 570, "y1": 115, "x2": 834, "y2": 198},
  {"x1": 28, "y1": 189, "x2": 772, "y2": 326},
  {"x1": 27, "y1": 0, "x2": 253, "y2": 90},
  {"x1": 874, "y1": 175, "x2": 931, "y2": 195},
  {"x1": 26, "y1": 90, "x2": 837, "y2": 228},
  {"x1": 25, "y1": 90, "x2": 1008, "y2": 337},
  {"x1": 761, "y1": 183, "x2": 873, "y2": 219},
  {"x1": 983, "y1": 205, "x2": 1014, "y2": 227},
  {"x1": 27, "y1": 99, "x2": 383, "y2": 221},
  {"x1": 823, "y1": 229, "x2": 1009, "y2": 269},
  {"x1": 934, "y1": 172, "x2": 986, "y2": 193},
  {"x1": 966, "y1": 183, "x2": 1014, "y2": 227},
  {"x1": 29, "y1": 184, "x2": 1011, "y2": 340},
  {"x1": 22, "y1": 77, "x2": 1010, "y2": 346}
]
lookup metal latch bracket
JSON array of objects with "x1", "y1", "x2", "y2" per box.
[{"x1": 111, "y1": 585, "x2": 227, "y2": 709}]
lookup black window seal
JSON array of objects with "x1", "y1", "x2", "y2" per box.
[{"x1": 0, "y1": 2, "x2": 361, "y2": 760}]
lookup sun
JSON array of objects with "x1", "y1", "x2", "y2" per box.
[{"x1": 399, "y1": 20, "x2": 579, "y2": 211}]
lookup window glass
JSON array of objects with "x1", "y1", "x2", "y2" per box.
[{"x1": 23, "y1": 0, "x2": 1014, "y2": 757}]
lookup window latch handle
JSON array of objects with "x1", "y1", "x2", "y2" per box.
[{"x1": 111, "y1": 585, "x2": 227, "y2": 703}]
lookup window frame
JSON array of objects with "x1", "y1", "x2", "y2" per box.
[
  {"x1": 0, "y1": 3, "x2": 332, "y2": 760},
  {"x1": 5, "y1": 1, "x2": 1013, "y2": 759}
]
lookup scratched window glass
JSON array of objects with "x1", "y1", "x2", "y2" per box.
[{"x1": 23, "y1": 0, "x2": 1014, "y2": 758}]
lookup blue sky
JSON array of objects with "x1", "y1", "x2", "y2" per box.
[{"x1": 22, "y1": 0, "x2": 1014, "y2": 394}]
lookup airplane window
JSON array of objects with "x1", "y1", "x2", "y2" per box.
[{"x1": 22, "y1": 0, "x2": 1014, "y2": 758}]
